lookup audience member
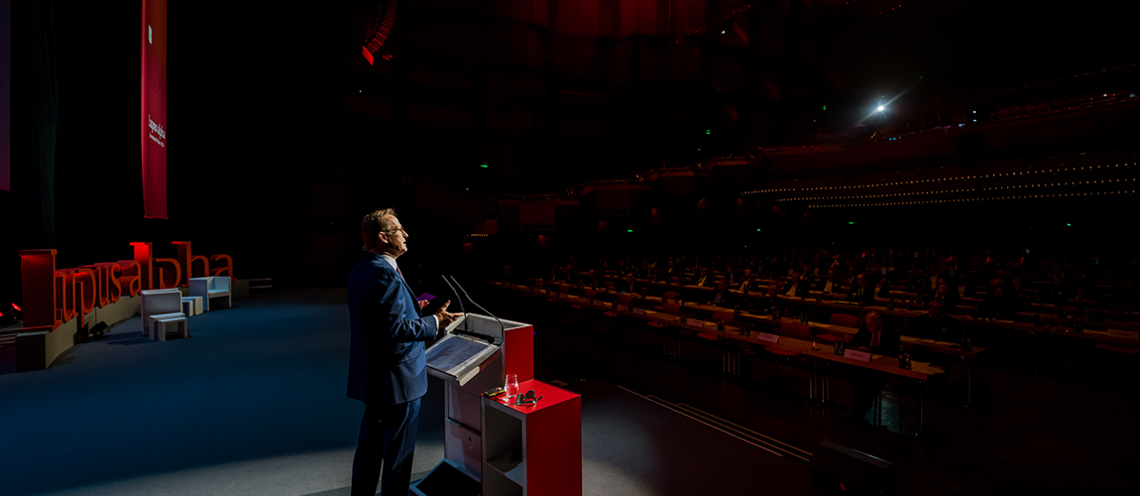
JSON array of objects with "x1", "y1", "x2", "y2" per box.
[
  {"x1": 782, "y1": 269, "x2": 808, "y2": 298},
  {"x1": 849, "y1": 273, "x2": 874, "y2": 305},
  {"x1": 709, "y1": 279, "x2": 736, "y2": 308},
  {"x1": 910, "y1": 298, "x2": 957, "y2": 341}
]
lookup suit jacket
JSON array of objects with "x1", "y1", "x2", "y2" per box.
[
  {"x1": 347, "y1": 252, "x2": 439, "y2": 406},
  {"x1": 849, "y1": 284, "x2": 874, "y2": 306}
]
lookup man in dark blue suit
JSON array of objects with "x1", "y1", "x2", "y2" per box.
[{"x1": 348, "y1": 208, "x2": 462, "y2": 496}]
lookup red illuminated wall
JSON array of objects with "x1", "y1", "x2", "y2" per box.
[{"x1": 141, "y1": 0, "x2": 167, "y2": 218}]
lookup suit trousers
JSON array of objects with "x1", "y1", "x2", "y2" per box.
[{"x1": 351, "y1": 398, "x2": 422, "y2": 496}]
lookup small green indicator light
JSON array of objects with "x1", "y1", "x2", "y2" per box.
[
  {"x1": 480, "y1": 164, "x2": 488, "y2": 168},
  {"x1": 756, "y1": 228, "x2": 762, "y2": 232},
  {"x1": 1066, "y1": 223, "x2": 1071, "y2": 226},
  {"x1": 848, "y1": 221, "x2": 855, "y2": 225},
  {"x1": 706, "y1": 129, "x2": 711, "y2": 135},
  {"x1": 822, "y1": 105, "x2": 827, "y2": 110},
  {"x1": 627, "y1": 229, "x2": 634, "y2": 233}
]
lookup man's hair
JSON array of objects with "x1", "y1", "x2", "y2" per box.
[{"x1": 361, "y1": 208, "x2": 398, "y2": 250}]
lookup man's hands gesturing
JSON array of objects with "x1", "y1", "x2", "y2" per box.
[{"x1": 434, "y1": 300, "x2": 463, "y2": 338}]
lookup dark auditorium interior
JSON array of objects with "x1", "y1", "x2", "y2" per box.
[{"x1": 2, "y1": 1, "x2": 1138, "y2": 495}]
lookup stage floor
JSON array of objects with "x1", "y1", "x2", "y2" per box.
[{"x1": 0, "y1": 289, "x2": 815, "y2": 496}]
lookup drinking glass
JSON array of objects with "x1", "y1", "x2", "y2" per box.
[{"x1": 504, "y1": 374, "x2": 519, "y2": 398}]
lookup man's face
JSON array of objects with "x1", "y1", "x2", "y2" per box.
[
  {"x1": 856, "y1": 274, "x2": 865, "y2": 285},
  {"x1": 379, "y1": 215, "x2": 409, "y2": 257},
  {"x1": 865, "y1": 313, "x2": 883, "y2": 333}
]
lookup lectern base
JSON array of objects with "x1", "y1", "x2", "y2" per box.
[{"x1": 411, "y1": 459, "x2": 481, "y2": 496}]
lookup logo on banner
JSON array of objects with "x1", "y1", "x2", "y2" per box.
[{"x1": 148, "y1": 115, "x2": 166, "y2": 148}]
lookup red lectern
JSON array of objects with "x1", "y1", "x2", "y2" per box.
[{"x1": 482, "y1": 379, "x2": 582, "y2": 496}]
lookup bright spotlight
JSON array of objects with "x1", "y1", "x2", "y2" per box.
[{"x1": 877, "y1": 105, "x2": 885, "y2": 112}]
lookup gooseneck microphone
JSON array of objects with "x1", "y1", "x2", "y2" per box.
[
  {"x1": 449, "y1": 275, "x2": 507, "y2": 337},
  {"x1": 440, "y1": 275, "x2": 469, "y2": 332}
]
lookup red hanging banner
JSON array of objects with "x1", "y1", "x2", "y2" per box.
[{"x1": 141, "y1": 0, "x2": 167, "y2": 218}]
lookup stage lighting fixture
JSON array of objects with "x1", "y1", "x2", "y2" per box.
[{"x1": 877, "y1": 105, "x2": 885, "y2": 112}]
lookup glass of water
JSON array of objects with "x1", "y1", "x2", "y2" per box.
[{"x1": 504, "y1": 374, "x2": 519, "y2": 398}]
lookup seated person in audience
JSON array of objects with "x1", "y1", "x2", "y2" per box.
[
  {"x1": 1045, "y1": 274, "x2": 1071, "y2": 305},
  {"x1": 936, "y1": 282, "x2": 961, "y2": 312},
  {"x1": 737, "y1": 269, "x2": 755, "y2": 293},
  {"x1": 725, "y1": 264, "x2": 737, "y2": 284},
  {"x1": 852, "y1": 311, "x2": 901, "y2": 354},
  {"x1": 782, "y1": 269, "x2": 808, "y2": 298},
  {"x1": 817, "y1": 270, "x2": 842, "y2": 295},
  {"x1": 752, "y1": 283, "x2": 781, "y2": 314},
  {"x1": 949, "y1": 273, "x2": 966, "y2": 299},
  {"x1": 849, "y1": 311, "x2": 901, "y2": 422},
  {"x1": 910, "y1": 298, "x2": 957, "y2": 341},
  {"x1": 708, "y1": 279, "x2": 736, "y2": 308},
  {"x1": 848, "y1": 273, "x2": 875, "y2": 305},
  {"x1": 502, "y1": 264, "x2": 514, "y2": 285},
  {"x1": 1072, "y1": 274, "x2": 1091, "y2": 302},
  {"x1": 623, "y1": 272, "x2": 638, "y2": 294},
  {"x1": 980, "y1": 285, "x2": 1018, "y2": 319},
  {"x1": 920, "y1": 268, "x2": 941, "y2": 299},
  {"x1": 695, "y1": 267, "x2": 714, "y2": 287},
  {"x1": 873, "y1": 274, "x2": 892, "y2": 302}
]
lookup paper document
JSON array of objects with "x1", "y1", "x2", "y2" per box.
[{"x1": 425, "y1": 334, "x2": 497, "y2": 378}]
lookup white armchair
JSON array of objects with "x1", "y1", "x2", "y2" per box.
[
  {"x1": 189, "y1": 276, "x2": 232, "y2": 312},
  {"x1": 140, "y1": 289, "x2": 188, "y2": 341}
]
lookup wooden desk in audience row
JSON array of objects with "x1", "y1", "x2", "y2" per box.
[
  {"x1": 493, "y1": 281, "x2": 946, "y2": 435},
  {"x1": 550, "y1": 276, "x2": 1140, "y2": 347}
]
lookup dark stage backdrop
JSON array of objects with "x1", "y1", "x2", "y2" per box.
[{"x1": 1, "y1": 0, "x2": 10, "y2": 192}]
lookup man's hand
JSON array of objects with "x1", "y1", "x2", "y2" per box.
[
  {"x1": 418, "y1": 299, "x2": 430, "y2": 310},
  {"x1": 434, "y1": 300, "x2": 463, "y2": 338}
]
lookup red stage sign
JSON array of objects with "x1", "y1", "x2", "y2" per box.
[
  {"x1": 141, "y1": 0, "x2": 167, "y2": 218},
  {"x1": 19, "y1": 242, "x2": 233, "y2": 332}
]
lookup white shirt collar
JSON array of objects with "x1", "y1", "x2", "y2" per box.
[{"x1": 378, "y1": 253, "x2": 399, "y2": 272}]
